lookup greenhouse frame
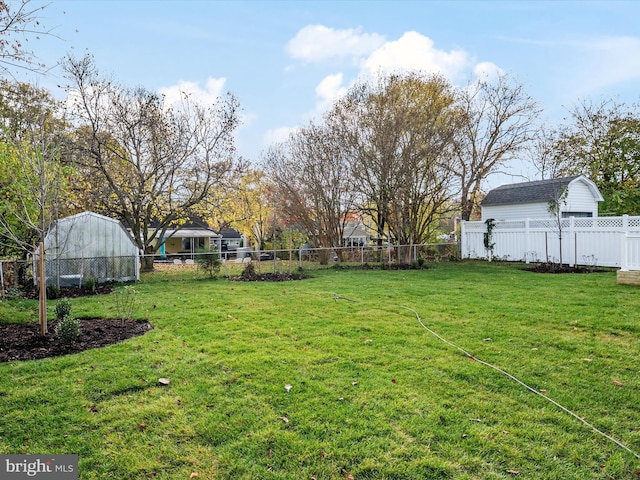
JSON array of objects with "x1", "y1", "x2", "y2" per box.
[{"x1": 38, "y1": 211, "x2": 140, "y2": 287}]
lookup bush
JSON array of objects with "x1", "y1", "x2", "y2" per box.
[
  {"x1": 54, "y1": 297, "x2": 79, "y2": 346},
  {"x1": 55, "y1": 298, "x2": 72, "y2": 322},
  {"x1": 56, "y1": 315, "x2": 80, "y2": 346},
  {"x1": 46, "y1": 284, "x2": 61, "y2": 300},
  {"x1": 195, "y1": 247, "x2": 222, "y2": 278},
  {"x1": 84, "y1": 276, "x2": 97, "y2": 293}
]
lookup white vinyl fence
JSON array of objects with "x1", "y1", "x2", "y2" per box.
[{"x1": 461, "y1": 215, "x2": 640, "y2": 268}]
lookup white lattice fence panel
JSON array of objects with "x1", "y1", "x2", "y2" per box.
[{"x1": 462, "y1": 216, "x2": 640, "y2": 267}]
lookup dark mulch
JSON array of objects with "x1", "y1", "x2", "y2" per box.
[
  {"x1": 0, "y1": 318, "x2": 153, "y2": 363},
  {"x1": 233, "y1": 272, "x2": 310, "y2": 282},
  {"x1": 523, "y1": 263, "x2": 610, "y2": 274},
  {"x1": 21, "y1": 284, "x2": 114, "y2": 300}
]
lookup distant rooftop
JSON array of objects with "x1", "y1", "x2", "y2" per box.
[{"x1": 482, "y1": 176, "x2": 581, "y2": 206}]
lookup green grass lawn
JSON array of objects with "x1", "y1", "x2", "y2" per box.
[{"x1": 1, "y1": 261, "x2": 639, "y2": 479}]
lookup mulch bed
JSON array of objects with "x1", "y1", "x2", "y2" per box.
[
  {"x1": 0, "y1": 318, "x2": 153, "y2": 363},
  {"x1": 232, "y1": 272, "x2": 310, "y2": 282},
  {"x1": 523, "y1": 263, "x2": 610, "y2": 274}
]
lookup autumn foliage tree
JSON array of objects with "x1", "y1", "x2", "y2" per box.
[
  {"x1": 63, "y1": 54, "x2": 241, "y2": 270},
  {"x1": 330, "y1": 72, "x2": 460, "y2": 253},
  {"x1": 547, "y1": 99, "x2": 640, "y2": 215}
]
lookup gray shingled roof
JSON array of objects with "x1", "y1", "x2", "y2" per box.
[{"x1": 481, "y1": 176, "x2": 581, "y2": 206}]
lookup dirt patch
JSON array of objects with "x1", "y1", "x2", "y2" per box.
[{"x1": 0, "y1": 318, "x2": 152, "y2": 363}]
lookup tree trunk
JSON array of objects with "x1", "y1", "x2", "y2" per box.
[{"x1": 140, "y1": 255, "x2": 154, "y2": 272}]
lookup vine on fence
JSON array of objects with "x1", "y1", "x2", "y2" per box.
[{"x1": 483, "y1": 218, "x2": 496, "y2": 258}]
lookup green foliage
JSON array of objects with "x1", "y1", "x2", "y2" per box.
[
  {"x1": 483, "y1": 218, "x2": 496, "y2": 252},
  {"x1": 54, "y1": 297, "x2": 72, "y2": 322},
  {"x1": 55, "y1": 314, "x2": 80, "y2": 346},
  {"x1": 46, "y1": 284, "x2": 60, "y2": 300},
  {"x1": 83, "y1": 276, "x2": 97, "y2": 293},
  {"x1": 194, "y1": 247, "x2": 221, "y2": 278},
  {"x1": 53, "y1": 297, "x2": 79, "y2": 346}
]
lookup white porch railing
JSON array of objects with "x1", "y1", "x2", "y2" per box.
[{"x1": 621, "y1": 233, "x2": 640, "y2": 271}]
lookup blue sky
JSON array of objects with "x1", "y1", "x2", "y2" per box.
[{"x1": 23, "y1": 0, "x2": 640, "y2": 184}]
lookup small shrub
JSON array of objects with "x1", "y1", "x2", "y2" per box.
[
  {"x1": 56, "y1": 315, "x2": 80, "y2": 346},
  {"x1": 55, "y1": 298, "x2": 72, "y2": 322},
  {"x1": 5, "y1": 285, "x2": 22, "y2": 299},
  {"x1": 195, "y1": 247, "x2": 222, "y2": 278},
  {"x1": 417, "y1": 257, "x2": 426, "y2": 267},
  {"x1": 114, "y1": 285, "x2": 139, "y2": 324},
  {"x1": 47, "y1": 284, "x2": 61, "y2": 300},
  {"x1": 84, "y1": 276, "x2": 97, "y2": 293}
]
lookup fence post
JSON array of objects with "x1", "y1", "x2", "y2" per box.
[{"x1": 621, "y1": 233, "x2": 628, "y2": 271}]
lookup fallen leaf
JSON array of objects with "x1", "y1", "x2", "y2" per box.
[
  {"x1": 507, "y1": 469, "x2": 519, "y2": 475},
  {"x1": 483, "y1": 338, "x2": 492, "y2": 342},
  {"x1": 391, "y1": 378, "x2": 397, "y2": 384},
  {"x1": 319, "y1": 451, "x2": 326, "y2": 458},
  {"x1": 582, "y1": 358, "x2": 592, "y2": 362},
  {"x1": 351, "y1": 382, "x2": 358, "y2": 386},
  {"x1": 158, "y1": 378, "x2": 170, "y2": 386},
  {"x1": 190, "y1": 473, "x2": 199, "y2": 479},
  {"x1": 540, "y1": 389, "x2": 548, "y2": 394},
  {"x1": 138, "y1": 423, "x2": 147, "y2": 431},
  {"x1": 285, "y1": 384, "x2": 292, "y2": 392},
  {"x1": 344, "y1": 472, "x2": 355, "y2": 480},
  {"x1": 613, "y1": 380, "x2": 624, "y2": 387},
  {"x1": 280, "y1": 416, "x2": 289, "y2": 423}
]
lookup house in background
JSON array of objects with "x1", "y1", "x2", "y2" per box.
[
  {"x1": 342, "y1": 212, "x2": 373, "y2": 247},
  {"x1": 153, "y1": 218, "x2": 221, "y2": 259},
  {"x1": 219, "y1": 227, "x2": 245, "y2": 257},
  {"x1": 481, "y1": 175, "x2": 604, "y2": 221}
]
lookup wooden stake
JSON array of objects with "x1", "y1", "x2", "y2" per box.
[{"x1": 38, "y1": 242, "x2": 47, "y2": 336}]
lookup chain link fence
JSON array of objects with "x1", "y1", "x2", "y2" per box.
[{"x1": 1, "y1": 242, "x2": 459, "y2": 298}]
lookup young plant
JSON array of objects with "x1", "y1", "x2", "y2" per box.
[
  {"x1": 113, "y1": 285, "x2": 139, "y2": 324},
  {"x1": 55, "y1": 314, "x2": 80, "y2": 346},
  {"x1": 195, "y1": 247, "x2": 222, "y2": 278},
  {"x1": 54, "y1": 298, "x2": 72, "y2": 322},
  {"x1": 54, "y1": 298, "x2": 80, "y2": 345}
]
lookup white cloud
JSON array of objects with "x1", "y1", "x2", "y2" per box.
[
  {"x1": 286, "y1": 25, "x2": 386, "y2": 63},
  {"x1": 315, "y1": 73, "x2": 347, "y2": 107},
  {"x1": 362, "y1": 31, "x2": 470, "y2": 80},
  {"x1": 572, "y1": 36, "x2": 640, "y2": 95},
  {"x1": 473, "y1": 61, "x2": 505, "y2": 81},
  {"x1": 158, "y1": 77, "x2": 227, "y2": 107},
  {"x1": 264, "y1": 126, "x2": 298, "y2": 146}
]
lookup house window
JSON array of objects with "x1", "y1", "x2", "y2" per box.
[
  {"x1": 182, "y1": 237, "x2": 205, "y2": 252},
  {"x1": 561, "y1": 212, "x2": 592, "y2": 218}
]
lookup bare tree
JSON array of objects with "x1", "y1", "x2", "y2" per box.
[
  {"x1": 63, "y1": 54, "x2": 241, "y2": 270},
  {"x1": 264, "y1": 121, "x2": 355, "y2": 260},
  {"x1": 0, "y1": 0, "x2": 59, "y2": 77},
  {"x1": 453, "y1": 74, "x2": 540, "y2": 220}
]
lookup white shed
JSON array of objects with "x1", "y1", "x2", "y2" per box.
[
  {"x1": 42, "y1": 211, "x2": 140, "y2": 287},
  {"x1": 481, "y1": 175, "x2": 604, "y2": 221}
]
